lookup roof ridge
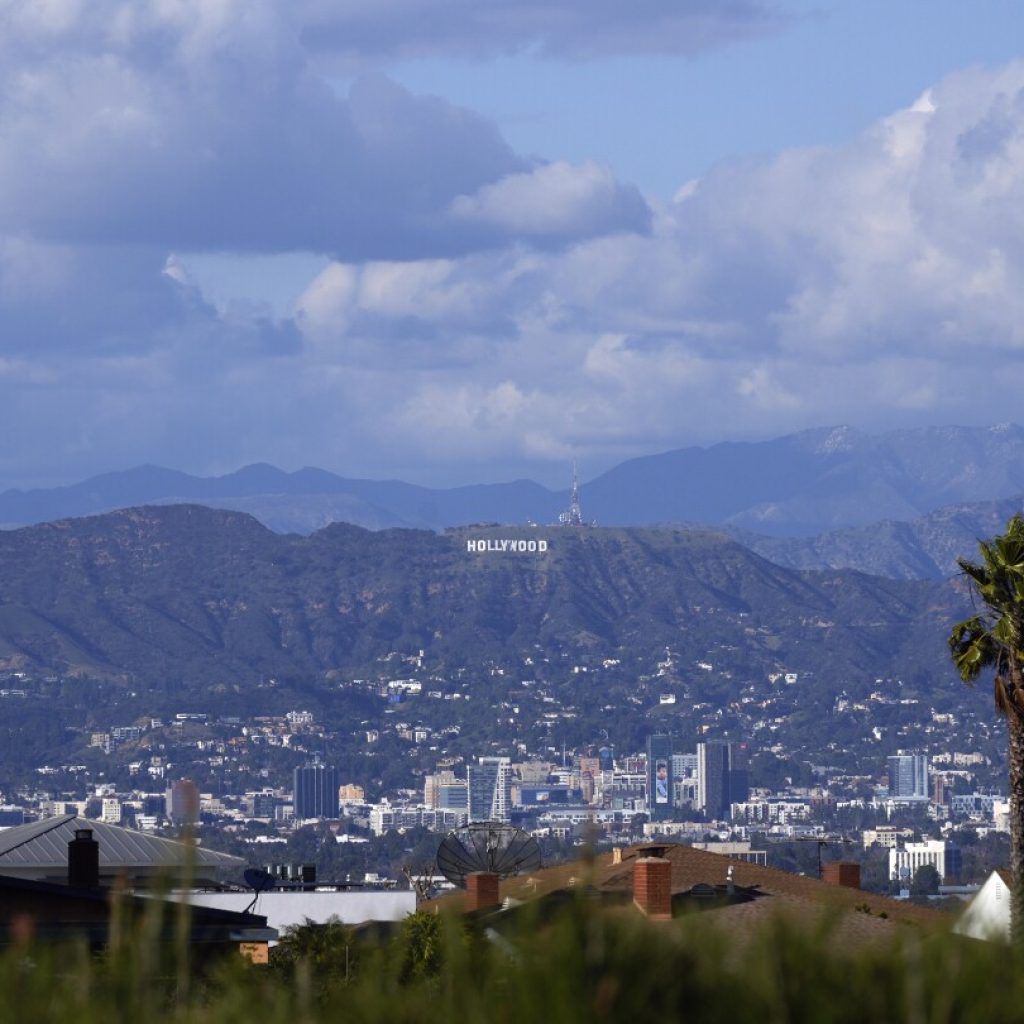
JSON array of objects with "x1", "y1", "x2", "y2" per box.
[{"x1": 0, "y1": 813, "x2": 76, "y2": 858}]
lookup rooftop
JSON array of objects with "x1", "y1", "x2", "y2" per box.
[{"x1": 0, "y1": 816, "x2": 244, "y2": 882}]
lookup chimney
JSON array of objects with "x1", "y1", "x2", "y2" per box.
[
  {"x1": 822, "y1": 862, "x2": 861, "y2": 889},
  {"x1": 612, "y1": 847, "x2": 623, "y2": 865},
  {"x1": 68, "y1": 828, "x2": 100, "y2": 889},
  {"x1": 633, "y1": 850, "x2": 672, "y2": 921},
  {"x1": 465, "y1": 871, "x2": 500, "y2": 912}
]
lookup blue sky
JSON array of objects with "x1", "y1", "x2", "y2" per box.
[
  {"x1": 1, "y1": 0, "x2": 1023, "y2": 489},
  {"x1": 391, "y1": 1, "x2": 1024, "y2": 196}
]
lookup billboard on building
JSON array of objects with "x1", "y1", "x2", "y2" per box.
[{"x1": 654, "y1": 759, "x2": 670, "y2": 804}]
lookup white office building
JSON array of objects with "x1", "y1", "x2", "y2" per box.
[{"x1": 889, "y1": 839, "x2": 961, "y2": 883}]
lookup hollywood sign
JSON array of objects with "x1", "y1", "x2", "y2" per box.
[{"x1": 466, "y1": 538, "x2": 549, "y2": 553}]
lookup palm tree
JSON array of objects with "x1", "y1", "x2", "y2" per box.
[{"x1": 949, "y1": 514, "x2": 1024, "y2": 938}]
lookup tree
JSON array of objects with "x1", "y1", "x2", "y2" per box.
[
  {"x1": 948, "y1": 514, "x2": 1024, "y2": 938},
  {"x1": 910, "y1": 863, "x2": 940, "y2": 897}
]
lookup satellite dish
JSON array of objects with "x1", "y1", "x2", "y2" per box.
[
  {"x1": 244, "y1": 868, "x2": 277, "y2": 893},
  {"x1": 436, "y1": 823, "x2": 542, "y2": 889}
]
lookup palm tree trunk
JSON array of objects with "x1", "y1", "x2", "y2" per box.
[{"x1": 1009, "y1": 709, "x2": 1024, "y2": 941}]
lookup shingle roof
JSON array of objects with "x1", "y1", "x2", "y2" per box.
[
  {"x1": 0, "y1": 815, "x2": 243, "y2": 876},
  {"x1": 428, "y1": 842, "x2": 951, "y2": 938},
  {"x1": 598, "y1": 844, "x2": 946, "y2": 929}
]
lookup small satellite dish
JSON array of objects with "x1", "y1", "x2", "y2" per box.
[
  {"x1": 244, "y1": 868, "x2": 277, "y2": 893},
  {"x1": 436, "y1": 823, "x2": 542, "y2": 889}
]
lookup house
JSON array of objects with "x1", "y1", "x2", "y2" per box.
[
  {"x1": 426, "y1": 843, "x2": 951, "y2": 948},
  {"x1": 0, "y1": 825, "x2": 274, "y2": 960},
  {"x1": 0, "y1": 815, "x2": 244, "y2": 886},
  {"x1": 0, "y1": 872, "x2": 275, "y2": 956}
]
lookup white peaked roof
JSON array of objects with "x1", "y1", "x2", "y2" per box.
[{"x1": 0, "y1": 815, "x2": 244, "y2": 881}]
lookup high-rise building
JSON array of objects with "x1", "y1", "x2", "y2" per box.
[
  {"x1": 165, "y1": 779, "x2": 200, "y2": 825},
  {"x1": 697, "y1": 741, "x2": 751, "y2": 819},
  {"x1": 425, "y1": 770, "x2": 460, "y2": 809},
  {"x1": 647, "y1": 734, "x2": 674, "y2": 819},
  {"x1": 293, "y1": 762, "x2": 339, "y2": 820},
  {"x1": 728, "y1": 742, "x2": 751, "y2": 806},
  {"x1": 467, "y1": 757, "x2": 512, "y2": 822},
  {"x1": 437, "y1": 783, "x2": 469, "y2": 811},
  {"x1": 100, "y1": 798, "x2": 122, "y2": 825},
  {"x1": 249, "y1": 790, "x2": 278, "y2": 819},
  {"x1": 887, "y1": 754, "x2": 929, "y2": 799}
]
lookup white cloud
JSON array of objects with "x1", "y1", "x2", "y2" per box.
[
  {"x1": 279, "y1": 61, "x2": 1024, "y2": 473},
  {"x1": 451, "y1": 161, "x2": 649, "y2": 240},
  {"x1": 3, "y1": 29, "x2": 1024, "y2": 488},
  {"x1": 0, "y1": 3, "x2": 649, "y2": 258}
]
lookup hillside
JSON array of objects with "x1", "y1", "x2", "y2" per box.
[
  {"x1": 0, "y1": 506, "x2": 967, "y2": 692},
  {"x1": 734, "y1": 495, "x2": 1024, "y2": 580}
]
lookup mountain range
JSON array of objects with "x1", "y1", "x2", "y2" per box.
[
  {"x1": 732, "y1": 494, "x2": 1024, "y2": 581},
  {"x1": 0, "y1": 505, "x2": 967, "y2": 692},
  {"x1": 2, "y1": 424, "x2": 1023, "y2": 578}
]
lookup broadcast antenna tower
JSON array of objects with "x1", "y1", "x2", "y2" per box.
[{"x1": 558, "y1": 460, "x2": 586, "y2": 526}]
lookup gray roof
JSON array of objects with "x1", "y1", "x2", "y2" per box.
[{"x1": 0, "y1": 815, "x2": 243, "y2": 875}]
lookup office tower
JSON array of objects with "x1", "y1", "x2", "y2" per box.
[
  {"x1": 467, "y1": 757, "x2": 512, "y2": 822},
  {"x1": 424, "y1": 770, "x2": 458, "y2": 809},
  {"x1": 728, "y1": 742, "x2": 751, "y2": 806},
  {"x1": 250, "y1": 790, "x2": 278, "y2": 818},
  {"x1": 437, "y1": 782, "x2": 469, "y2": 811},
  {"x1": 887, "y1": 754, "x2": 929, "y2": 798},
  {"x1": 165, "y1": 779, "x2": 200, "y2": 825},
  {"x1": 647, "y1": 734, "x2": 674, "y2": 820},
  {"x1": 293, "y1": 762, "x2": 339, "y2": 820},
  {"x1": 697, "y1": 741, "x2": 750, "y2": 819}
]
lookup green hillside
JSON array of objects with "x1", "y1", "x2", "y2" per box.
[{"x1": 0, "y1": 506, "x2": 966, "y2": 691}]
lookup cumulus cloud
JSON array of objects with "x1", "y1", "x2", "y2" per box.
[
  {"x1": 0, "y1": 1, "x2": 649, "y2": 257},
  {"x1": 451, "y1": 162, "x2": 649, "y2": 242},
  {"x1": 3, "y1": 8, "x2": 1024, "y2": 489},
  {"x1": 285, "y1": 61, "x2": 1024, "y2": 473},
  {"x1": 0, "y1": 0, "x2": 653, "y2": 483}
]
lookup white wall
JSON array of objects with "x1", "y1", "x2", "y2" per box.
[{"x1": 174, "y1": 889, "x2": 415, "y2": 939}]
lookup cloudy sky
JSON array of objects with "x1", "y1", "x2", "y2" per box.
[{"x1": 1, "y1": 0, "x2": 1023, "y2": 489}]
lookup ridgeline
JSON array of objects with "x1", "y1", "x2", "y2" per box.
[{"x1": 0, "y1": 505, "x2": 967, "y2": 693}]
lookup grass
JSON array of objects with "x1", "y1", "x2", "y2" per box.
[{"x1": 1, "y1": 895, "x2": 1021, "y2": 1023}]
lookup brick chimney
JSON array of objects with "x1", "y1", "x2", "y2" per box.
[
  {"x1": 822, "y1": 862, "x2": 860, "y2": 889},
  {"x1": 633, "y1": 851, "x2": 672, "y2": 920},
  {"x1": 68, "y1": 828, "x2": 100, "y2": 888},
  {"x1": 465, "y1": 871, "x2": 500, "y2": 912}
]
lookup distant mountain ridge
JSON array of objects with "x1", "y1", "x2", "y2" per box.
[
  {"x1": 0, "y1": 463, "x2": 562, "y2": 534},
  {"x1": 4, "y1": 424, "x2": 1024, "y2": 542},
  {"x1": 732, "y1": 494, "x2": 1024, "y2": 581}
]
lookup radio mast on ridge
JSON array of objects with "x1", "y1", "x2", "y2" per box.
[{"x1": 558, "y1": 460, "x2": 588, "y2": 526}]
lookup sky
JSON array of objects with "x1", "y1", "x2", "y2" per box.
[{"x1": 1, "y1": 1, "x2": 1024, "y2": 489}]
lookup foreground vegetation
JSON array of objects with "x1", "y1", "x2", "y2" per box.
[{"x1": 2, "y1": 897, "x2": 1022, "y2": 1023}]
